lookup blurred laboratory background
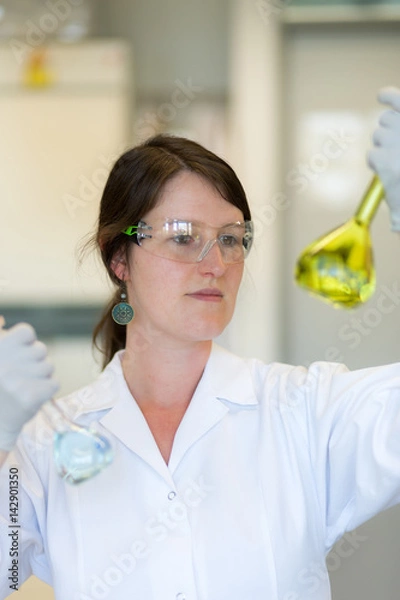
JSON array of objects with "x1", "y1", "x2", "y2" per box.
[{"x1": 1, "y1": 0, "x2": 400, "y2": 598}]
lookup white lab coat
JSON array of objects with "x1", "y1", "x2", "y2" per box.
[{"x1": 1, "y1": 343, "x2": 400, "y2": 600}]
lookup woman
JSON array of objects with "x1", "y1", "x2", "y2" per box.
[{"x1": 1, "y1": 87, "x2": 400, "y2": 600}]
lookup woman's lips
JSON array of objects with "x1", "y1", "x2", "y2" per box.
[{"x1": 187, "y1": 288, "x2": 224, "y2": 302}]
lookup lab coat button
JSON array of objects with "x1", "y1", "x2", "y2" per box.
[
  {"x1": 168, "y1": 491, "x2": 177, "y2": 500},
  {"x1": 176, "y1": 594, "x2": 186, "y2": 600}
]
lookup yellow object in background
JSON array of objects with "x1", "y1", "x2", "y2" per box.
[
  {"x1": 23, "y1": 48, "x2": 55, "y2": 88},
  {"x1": 295, "y1": 176, "x2": 384, "y2": 309},
  {"x1": 5, "y1": 575, "x2": 54, "y2": 600}
]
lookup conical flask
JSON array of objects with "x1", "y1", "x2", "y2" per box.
[{"x1": 295, "y1": 175, "x2": 384, "y2": 309}]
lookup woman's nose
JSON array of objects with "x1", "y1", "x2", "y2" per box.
[
  {"x1": 197, "y1": 239, "x2": 227, "y2": 275},
  {"x1": 196, "y1": 238, "x2": 219, "y2": 262}
]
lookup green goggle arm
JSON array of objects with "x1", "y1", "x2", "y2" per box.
[{"x1": 122, "y1": 225, "x2": 139, "y2": 236}]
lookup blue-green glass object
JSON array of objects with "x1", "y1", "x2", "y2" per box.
[{"x1": 53, "y1": 429, "x2": 114, "y2": 485}]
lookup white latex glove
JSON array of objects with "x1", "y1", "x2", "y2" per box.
[
  {"x1": 0, "y1": 319, "x2": 59, "y2": 451},
  {"x1": 368, "y1": 86, "x2": 400, "y2": 231}
]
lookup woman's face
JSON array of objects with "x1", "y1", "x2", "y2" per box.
[{"x1": 117, "y1": 170, "x2": 245, "y2": 348}]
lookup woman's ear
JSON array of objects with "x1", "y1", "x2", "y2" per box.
[{"x1": 110, "y1": 251, "x2": 128, "y2": 281}]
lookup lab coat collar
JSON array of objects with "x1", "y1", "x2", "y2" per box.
[
  {"x1": 168, "y1": 343, "x2": 259, "y2": 473},
  {"x1": 205, "y1": 342, "x2": 259, "y2": 408},
  {"x1": 66, "y1": 342, "x2": 259, "y2": 418},
  {"x1": 64, "y1": 343, "x2": 259, "y2": 481}
]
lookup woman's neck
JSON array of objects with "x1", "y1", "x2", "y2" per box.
[{"x1": 121, "y1": 330, "x2": 212, "y2": 410}]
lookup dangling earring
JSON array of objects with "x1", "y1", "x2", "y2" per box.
[{"x1": 111, "y1": 286, "x2": 134, "y2": 325}]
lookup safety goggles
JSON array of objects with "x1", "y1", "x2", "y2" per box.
[{"x1": 122, "y1": 218, "x2": 254, "y2": 264}]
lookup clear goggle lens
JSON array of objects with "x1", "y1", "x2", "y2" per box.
[{"x1": 122, "y1": 219, "x2": 254, "y2": 264}]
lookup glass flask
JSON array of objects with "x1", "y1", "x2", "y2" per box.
[
  {"x1": 295, "y1": 175, "x2": 384, "y2": 309},
  {"x1": 43, "y1": 399, "x2": 113, "y2": 485}
]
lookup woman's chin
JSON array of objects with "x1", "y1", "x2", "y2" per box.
[{"x1": 185, "y1": 318, "x2": 231, "y2": 343}]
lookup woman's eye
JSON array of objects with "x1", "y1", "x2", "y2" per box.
[
  {"x1": 219, "y1": 234, "x2": 239, "y2": 247},
  {"x1": 172, "y1": 234, "x2": 194, "y2": 245}
]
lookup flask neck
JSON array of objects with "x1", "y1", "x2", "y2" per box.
[
  {"x1": 354, "y1": 175, "x2": 385, "y2": 226},
  {"x1": 42, "y1": 399, "x2": 69, "y2": 433}
]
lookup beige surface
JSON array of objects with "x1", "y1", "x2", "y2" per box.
[
  {"x1": 6, "y1": 576, "x2": 54, "y2": 599},
  {"x1": 0, "y1": 40, "x2": 131, "y2": 305}
]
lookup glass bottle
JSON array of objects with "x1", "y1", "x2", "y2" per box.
[{"x1": 294, "y1": 175, "x2": 384, "y2": 309}]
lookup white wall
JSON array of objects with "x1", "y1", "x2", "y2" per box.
[
  {"x1": 218, "y1": 0, "x2": 283, "y2": 363},
  {"x1": 0, "y1": 40, "x2": 131, "y2": 304},
  {"x1": 96, "y1": 0, "x2": 230, "y2": 100}
]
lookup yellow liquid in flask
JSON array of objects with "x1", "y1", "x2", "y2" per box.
[{"x1": 295, "y1": 176, "x2": 384, "y2": 309}]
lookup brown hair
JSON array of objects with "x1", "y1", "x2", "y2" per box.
[{"x1": 91, "y1": 134, "x2": 252, "y2": 367}]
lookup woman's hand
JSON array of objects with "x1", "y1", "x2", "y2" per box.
[
  {"x1": 368, "y1": 86, "x2": 400, "y2": 231},
  {"x1": 0, "y1": 319, "x2": 59, "y2": 452}
]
